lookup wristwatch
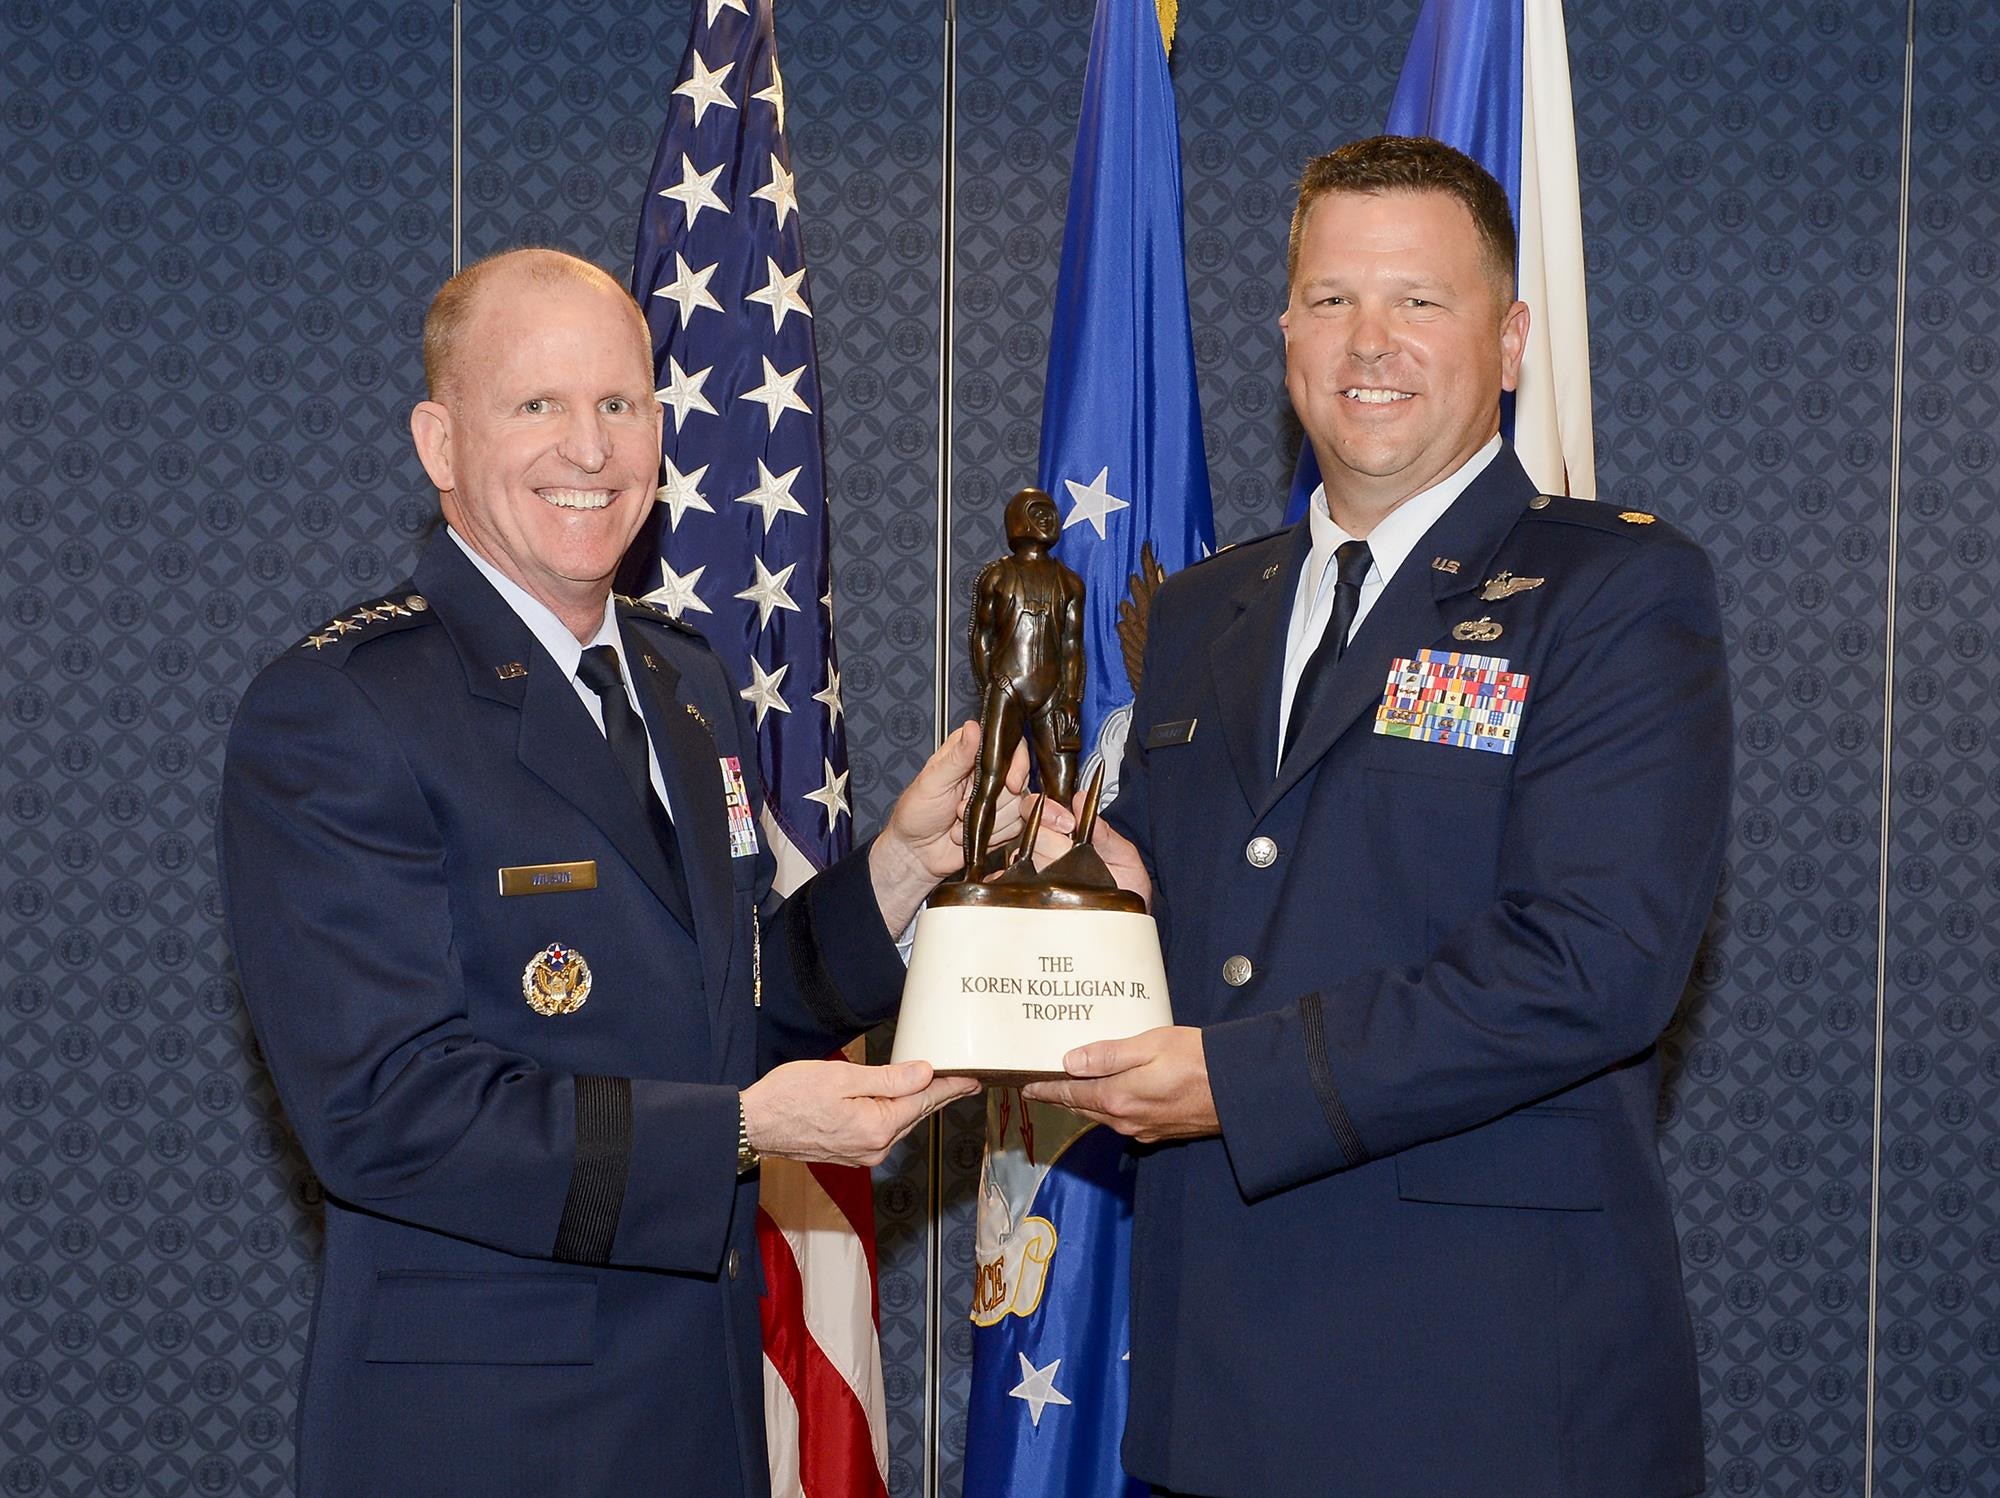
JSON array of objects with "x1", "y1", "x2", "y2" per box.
[{"x1": 736, "y1": 1093, "x2": 761, "y2": 1176}]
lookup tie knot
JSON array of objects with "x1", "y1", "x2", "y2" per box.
[
  {"x1": 576, "y1": 645, "x2": 624, "y2": 696},
  {"x1": 1335, "y1": 539, "x2": 1372, "y2": 588}
]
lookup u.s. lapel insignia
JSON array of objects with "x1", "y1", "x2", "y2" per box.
[
  {"x1": 1478, "y1": 571, "x2": 1544, "y2": 603},
  {"x1": 1431, "y1": 556, "x2": 1461, "y2": 575},
  {"x1": 1452, "y1": 616, "x2": 1504, "y2": 643},
  {"x1": 523, "y1": 942, "x2": 592, "y2": 1016},
  {"x1": 718, "y1": 756, "x2": 759, "y2": 858}
]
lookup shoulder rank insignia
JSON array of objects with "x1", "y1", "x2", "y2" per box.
[
  {"x1": 296, "y1": 593, "x2": 431, "y2": 653},
  {"x1": 1452, "y1": 616, "x2": 1504, "y2": 643},
  {"x1": 1478, "y1": 572, "x2": 1544, "y2": 602},
  {"x1": 523, "y1": 942, "x2": 592, "y2": 1016},
  {"x1": 1619, "y1": 511, "x2": 1656, "y2": 525}
]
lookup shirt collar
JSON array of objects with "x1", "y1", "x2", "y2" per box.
[
  {"x1": 447, "y1": 527, "x2": 621, "y2": 678},
  {"x1": 1304, "y1": 433, "x2": 1502, "y2": 590}
]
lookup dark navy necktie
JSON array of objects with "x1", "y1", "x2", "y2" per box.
[
  {"x1": 576, "y1": 644, "x2": 692, "y2": 918},
  {"x1": 1281, "y1": 538, "x2": 1373, "y2": 764}
]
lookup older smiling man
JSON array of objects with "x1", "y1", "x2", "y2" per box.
[
  {"x1": 219, "y1": 249, "x2": 995, "y2": 1496},
  {"x1": 1024, "y1": 137, "x2": 1733, "y2": 1498}
]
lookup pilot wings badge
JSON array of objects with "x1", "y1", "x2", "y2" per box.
[{"x1": 1478, "y1": 571, "x2": 1545, "y2": 603}]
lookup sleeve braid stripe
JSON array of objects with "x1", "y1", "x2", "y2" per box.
[
  {"x1": 782, "y1": 880, "x2": 864, "y2": 1035},
  {"x1": 1299, "y1": 992, "x2": 1366, "y2": 1167},
  {"x1": 552, "y1": 1073, "x2": 633, "y2": 1265}
]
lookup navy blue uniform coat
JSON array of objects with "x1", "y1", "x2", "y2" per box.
[
  {"x1": 1107, "y1": 451, "x2": 1729, "y2": 1498},
  {"x1": 218, "y1": 535, "x2": 904, "y2": 1497}
]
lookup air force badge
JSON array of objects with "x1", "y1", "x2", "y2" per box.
[
  {"x1": 1478, "y1": 571, "x2": 1544, "y2": 602},
  {"x1": 523, "y1": 942, "x2": 592, "y2": 1016}
]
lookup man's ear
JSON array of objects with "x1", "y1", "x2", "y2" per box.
[
  {"x1": 410, "y1": 400, "x2": 455, "y2": 494},
  {"x1": 1498, "y1": 300, "x2": 1531, "y2": 394}
]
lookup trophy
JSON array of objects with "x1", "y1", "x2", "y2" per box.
[{"x1": 891, "y1": 488, "x2": 1173, "y2": 1081}]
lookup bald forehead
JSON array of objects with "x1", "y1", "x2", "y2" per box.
[{"x1": 423, "y1": 250, "x2": 653, "y2": 400}]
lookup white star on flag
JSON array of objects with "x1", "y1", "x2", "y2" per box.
[
  {"x1": 1007, "y1": 1353, "x2": 1073, "y2": 1428},
  {"x1": 650, "y1": 254, "x2": 723, "y2": 328},
  {"x1": 656, "y1": 356, "x2": 717, "y2": 432},
  {"x1": 750, "y1": 154, "x2": 798, "y2": 228},
  {"x1": 657, "y1": 154, "x2": 729, "y2": 230},
  {"x1": 753, "y1": 53, "x2": 785, "y2": 131},
  {"x1": 734, "y1": 458, "x2": 806, "y2": 532},
  {"x1": 739, "y1": 356, "x2": 812, "y2": 429},
  {"x1": 735, "y1": 555, "x2": 801, "y2": 628},
  {"x1": 1061, "y1": 465, "x2": 1130, "y2": 541},
  {"x1": 673, "y1": 53, "x2": 737, "y2": 125},
  {"x1": 656, "y1": 457, "x2": 714, "y2": 531},
  {"x1": 737, "y1": 656, "x2": 790, "y2": 726},
  {"x1": 644, "y1": 562, "x2": 712, "y2": 618},
  {"x1": 811, "y1": 664, "x2": 843, "y2": 730},
  {"x1": 703, "y1": 0, "x2": 747, "y2": 23},
  {"x1": 745, "y1": 255, "x2": 811, "y2": 331},
  {"x1": 803, "y1": 758, "x2": 850, "y2": 828}
]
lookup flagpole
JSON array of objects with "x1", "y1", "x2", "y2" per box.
[
  {"x1": 925, "y1": 1, "x2": 959, "y2": 1493},
  {"x1": 450, "y1": 0, "x2": 462, "y2": 273}
]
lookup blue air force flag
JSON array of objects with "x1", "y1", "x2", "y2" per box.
[
  {"x1": 965, "y1": 1, "x2": 1211, "y2": 1495},
  {"x1": 1287, "y1": 0, "x2": 1593, "y2": 522},
  {"x1": 1036, "y1": 0, "x2": 1215, "y2": 789}
]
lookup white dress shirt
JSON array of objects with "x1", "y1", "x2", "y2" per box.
[
  {"x1": 1275, "y1": 435, "x2": 1501, "y2": 766},
  {"x1": 449, "y1": 527, "x2": 675, "y2": 818}
]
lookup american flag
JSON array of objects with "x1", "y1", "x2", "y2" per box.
[{"x1": 632, "y1": 3, "x2": 885, "y2": 1494}]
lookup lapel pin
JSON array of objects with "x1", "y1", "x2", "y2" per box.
[
  {"x1": 1431, "y1": 557, "x2": 1461, "y2": 575},
  {"x1": 1262, "y1": 562, "x2": 1281, "y2": 580},
  {"x1": 495, "y1": 661, "x2": 527, "y2": 680}
]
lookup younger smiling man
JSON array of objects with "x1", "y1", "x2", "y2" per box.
[{"x1": 1024, "y1": 137, "x2": 1732, "y2": 1498}]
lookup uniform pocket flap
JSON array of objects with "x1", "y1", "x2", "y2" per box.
[
  {"x1": 364, "y1": 1272, "x2": 598, "y2": 1365},
  {"x1": 1394, "y1": 1109, "x2": 1605, "y2": 1211}
]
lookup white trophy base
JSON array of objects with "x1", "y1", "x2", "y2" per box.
[{"x1": 891, "y1": 904, "x2": 1172, "y2": 1081}]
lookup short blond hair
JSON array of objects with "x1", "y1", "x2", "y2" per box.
[{"x1": 421, "y1": 248, "x2": 651, "y2": 399}]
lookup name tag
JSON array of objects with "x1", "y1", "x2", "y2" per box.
[
  {"x1": 497, "y1": 861, "x2": 599, "y2": 896},
  {"x1": 1143, "y1": 718, "x2": 1197, "y2": 749}
]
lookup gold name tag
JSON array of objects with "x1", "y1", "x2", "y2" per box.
[{"x1": 497, "y1": 861, "x2": 599, "y2": 897}]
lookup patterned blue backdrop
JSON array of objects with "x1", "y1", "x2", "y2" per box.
[{"x1": 4, "y1": 0, "x2": 1996, "y2": 1494}]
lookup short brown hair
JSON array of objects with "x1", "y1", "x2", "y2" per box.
[
  {"x1": 421, "y1": 248, "x2": 649, "y2": 400},
  {"x1": 1287, "y1": 135, "x2": 1517, "y2": 294}
]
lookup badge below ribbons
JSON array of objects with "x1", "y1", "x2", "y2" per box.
[{"x1": 1375, "y1": 648, "x2": 1530, "y2": 755}]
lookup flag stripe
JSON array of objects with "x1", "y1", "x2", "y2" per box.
[
  {"x1": 808, "y1": 1159, "x2": 882, "y2": 1308},
  {"x1": 757, "y1": 1203, "x2": 890, "y2": 1498}
]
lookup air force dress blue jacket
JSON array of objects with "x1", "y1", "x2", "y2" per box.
[
  {"x1": 1106, "y1": 450, "x2": 1730, "y2": 1498},
  {"x1": 218, "y1": 534, "x2": 905, "y2": 1497}
]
